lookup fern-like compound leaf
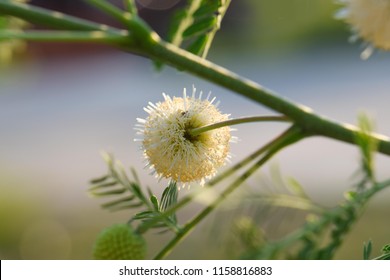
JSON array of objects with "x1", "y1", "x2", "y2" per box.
[{"x1": 168, "y1": 0, "x2": 231, "y2": 58}]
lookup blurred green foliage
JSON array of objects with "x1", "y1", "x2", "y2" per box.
[
  {"x1": 218, "y1": 0, "x2": 347, "y2": 52},
  {"x1": 0, "y1": 173, "x2": 43, "y2": 259}
]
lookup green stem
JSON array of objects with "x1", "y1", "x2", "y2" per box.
[
  {"x1": 189, "y1": 115, "x2": 290, "y2": 136},
  {"x1": 82, "y1": 0, "x2": 156, "y2": 53},
  {"x1": 0, "y1": 30, "x2": 129, "y2": 43},
  {"x1": 139, "y1": 37, "x2": 390, "y2": 156},
  {"x1": 255, "y1": 178, "x2": 390, "y2": 259},
  {"x1": 123, "y1": 0, "x2": 137, "y2": 15},
  {"x1": 207, "y1": 126, "x2": 297, "y2": 186},
  {"x1": 0, "y1": 1, "x2": 119, "y2": 32},
  {"x1": 137, "y1": 126, "x2": 300, "y2": 234},
  {"x1": 0, "y1": 1, "x2": 143, "y2": 51},
  {"x1": 2, "y1": 1, "x2": 390, "y2": 157},
  {"x1": 85, "y1": 0, "x2": 131, "y2": 26},
  {"x1": 153, "y1": 125, "x2": 305, "y2": 259},
  {"x1": 373, "y1": 253, "x2": 390, "y2": 260}
]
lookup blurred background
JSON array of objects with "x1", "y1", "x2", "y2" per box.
[{"x1": 1, "y1": 0, "x2": 390, "y2": 259}]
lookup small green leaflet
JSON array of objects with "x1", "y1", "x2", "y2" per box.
[{"x1": 167, "y1": 0, "x2": 231, "y2": 58}]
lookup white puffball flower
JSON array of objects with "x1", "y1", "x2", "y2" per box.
[
  {"x1": 336, "y1": 0, "x2": 390, "y2": 59},
  {"x1": 135, "y1": 87, "x2": 231, "y2": 187}
]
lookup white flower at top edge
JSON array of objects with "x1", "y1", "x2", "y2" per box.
[
  {"x1": 336, "y1": 0, "x2": 390, "y2": 58},
  {"x1": 135, "y1": 86, "x2": 232, "y2": 187}
]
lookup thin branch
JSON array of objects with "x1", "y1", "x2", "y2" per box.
[
  {"x1": 85, "y1": 0, "x2": 132, "y2": 26},
  {"x1": 252, "y1": 178, "x2": 390, "y2": 259},
  {"x1": 136, "y1": 126, "x2": 302, "y2": 235},
  {"x1": 153, "y1": 125, "x2": 305, "y2": 259},
  {"x1": 0, "y1": 1, "x2": 120, "y2": 32},
  {"x1": 2, "y1": 1, "x2": 390, "y2": 157},
  {"x1": 123, "y1": 0, "x2": 137, "y2": 15},
  {"x1": 190, "y1": 115, "x2": 290, "y2": 136},
  {"x1": 0, "y1": 30, "x2": 129, "y2": 43},
  {"x1": 139, "y1": 37, "x2": 390, "y2": 156}
]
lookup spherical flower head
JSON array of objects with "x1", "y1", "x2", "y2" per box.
[
  {"x1": 93, "y1": 224, "x2": 146, "y2": 260},
  {"x1": 336, "y1": 0, "x2": 390, "y2": 58},
  {"x1": 136, "y1": 87, "x2": 231, "y2": 186}
]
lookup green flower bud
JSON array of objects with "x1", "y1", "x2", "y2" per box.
[{"x1": 93, "y1": 224, "x2": 146, "y2": 260}]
